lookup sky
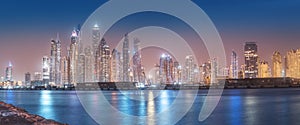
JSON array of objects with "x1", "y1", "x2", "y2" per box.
[{"x1": 0, "y1": 0, "x2": 300, "y2": 81}]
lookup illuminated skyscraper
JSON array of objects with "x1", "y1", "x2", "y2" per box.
[
  {"x1": 244, "y1": 42, "x2": 258, "y2": 78},
  {"x1": 61, "y1": 56, "x2": 69, "y2": 84},
  {"x1": 84, "y1": 46, "x2": 93, "y2": 82},
  {"x1": 159, "y1": 54, "x2": 174, "y2": 84},
  {"x1": 49, "y1": 34, "x2": 62, "y2": 86},
  {"x1": 99, "y1": 38, "x2": 111, "y2": 82},
  {"x1": 230, "y1": 51, "x2": 238, "y2": 79},
  {"x1": 184, "y1": 55, "x2": 195, "y2": 84},
  {"x1": 272, "y1": 51, "x2": 282, "y2": 77},
  {"x1": 69, "y1": 29, "x2": 79, "y2": 85},
  {"x1": 286, "y1": 49, "x2": 300, "y2": 78},
  {"x1": 77, "y1": 53, "x2": 85, "y2": 83},
  {"x1": 211, "y1": 58, "x2": 218, "y2": 84},
  {"x1": 258, "y1": 61, "x2": 270, "y2": 78},
  {"x1": 42, "y1": 56, "x2": 50, "y2": 86},
  {"x1": 132, "y1": 38, "x2": 143, "y2": 83},
  {"x1": 5, "y1": 62, "x2": 13, "y2": 81},
  {"x1": 123, "y1": 34, "x2": 130, "y2": 82},
  {"x1": 111, "y1": 49, "x2": 122, "y2": 82},
  {"x1": 92, "y1": 24, "x2": 101, "y2": 82}
]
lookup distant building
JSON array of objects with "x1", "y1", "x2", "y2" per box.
[
  {"x1": 258, "y1": 61, "x2": 270, "y2": 78},
  {"x1": 132, "y1": 38, "x2": 143, "y2": 83},
  {"x1": 61, "y1": 56, "x2": 69, "y2": 84},
  {"x1": 49, "y1": 34, "x2": 62, "y2": 86},
  {"x1": 211, "y1": 58, "x2": 218, "y2": 83},
  {"x1": 230, "y1": 51, "x2": 238, "y2": 79},
  {"x1": 111, "y1": 49, "x2": 122, "y2": 82},
  {"x1": 5, "y1": 62, "x2": 13, "y2": 81},
  {"x1": 33, "y1": 72, "x2": 42, "y2": 81},
  {"x1": 123, "y1": 34, "x2": 130, "y2": 82},
  {"x1": 244, "y1": 42, "x2": 258, "y2": 78},
  {"x1": 272, "y1": 51, "x2": 282, "y2": 77},
  {"x1": 184, "y1": 55, "x2": 196, "y2": 84},
  {"x1": 69, "y1": 29, "x2": 79, "y2": 85},
  {"x1": 99, "y1": 38, "x2": 111, "y2": 82},
  {"x1": 286, "y1": 49, "x2": 300, "y2": 78},
  {"x1": 92, "y1": 24, "x2": 101, "y2": 82},
  {"x1": 159, "y1": 54, "x2": 174, "y2": 84},
  {"x1": 84, "y1": 46, "x2": 94, "y2": 82},
  {"x1": 42, "y1": 56, "x2": 50, "y2": 86},
  {"x1": 25, "y1": 72, "x2": 31, "y2": 86}
]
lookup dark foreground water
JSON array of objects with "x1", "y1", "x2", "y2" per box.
[{"x1": 0, "y1": 89, "x2": 300, "y2": 125}]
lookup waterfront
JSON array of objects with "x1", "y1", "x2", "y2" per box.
[{"x1": 1, "y1": 89, "x2": 300, "y2": 125}]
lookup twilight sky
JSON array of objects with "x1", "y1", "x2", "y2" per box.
[{"x1": 0, "y1": 0, "x2": 300, "y2": 81}]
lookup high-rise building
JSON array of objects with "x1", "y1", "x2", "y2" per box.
[
  {"x1": 211, "y1": 58, "x2": 218, "y2": 84},
  {"x1": 159, "y1": 54, "x2": 174, "y2": 84},
  {"x1": 61, "y1": 56, "x2": 69, "y2": 84},
  {"x1": 42, "y1": 56, "x2": 50, "y2": 86},
  {"x1": 132, "y1": 38, "x2": 143, "y2": 83},
  {"x1": 34, "y1": 72, "x2": 43, "y2": 81},
  {"x1": 184, "y1": 55, "x2": 195, "y2": 84},
  {"x1": 230, "y1": 51, "x2": 238, "y2": 79},
  {"x1": 286, "y1": 49, "x2": 300, "y2": 78},
  {"x1": 92, "y1": 24, "x2": 101, "y2": 82},
  {"x1": 77, "y1": 53, "x2": 86, "y2": 83},
  {"x1": 123, "y1": 34, "x2": 130, "y2": 82},
  {"x1": 5, "y1": 62, "x2": 13, "y2": 81},
  {"x1": 98, "y1": 38, "x2": 111, "y2": 82},
  {"x1": 173, "y1": 61, "x2": 182, "y2": 84},
  {"x1": 84, "y1": 46, "x2": 94, "y2": 82},
  {"x1": 272, "y1": 51, "x2": 282, "y2": 77},
  {"x1": 111, "y1": 49, "x2": 122, "y2": 82},
  {"x1": 244, "y1": 42, "x2": 258, "y2": 78},
  {"x1": 49, "y1": 34, "x2": 62, "y2": 86},
  {"x1": 69, "y1": 29, "x2": 79, "y2": 85},
  {"x1": 25, "y1": 72, "x2": 31, "y2": 86},
  {"x1": 258, "y1": 61, "x2": 270, "y2": 78}
]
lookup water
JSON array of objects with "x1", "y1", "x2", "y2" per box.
[{"x1": 0, "y1": 89, "x2": 300, "y2": 125}]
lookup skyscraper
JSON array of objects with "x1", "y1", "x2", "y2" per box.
[
  {"x1": 69, "y1": 29, "x2": 79, "y2": 85},
  {"x1": 159, "y1": 54, "x2": 174, "y2": 84},
  {"x1": 5, "y1": 62, "x2": 13, "y2": 81},
  {"x1": 49, "y1": 34, "x2": 62, "y2": 86},
  {"x1": 61, "y1": 56, "x2": 69, "y2": 84},
  {"x1": 99, "y1": 38, "x2": 111, "y2": 82},
  {"x1": 230, "y1": 51, "x2": 238, "y2": 79},
  {"x1": 258, "y1": 61, "x2": 270, "y2": 78},
  {"x1": 286, "y1": 49, "x2": 300, "y2": 78},
  {"x1": 132, "y1": 38, "x2": 143, "y2": 83},
  {"x1": 272, "y1": 51, "x2": 282, "y2": 77},
  {"x1": 111, "y1": 49, "x2": 122, "y2": 82},
  {"x1": 77, "y1": 53, "x2": 85, "y2": 83},
  {"x1": 123, "y1": 34, "x2": 130, "y2": 82},
  {"x1": 92, "y1": 24, "x2": 101, "y2": 82},
  {"x1": 185, "y1": 55, "x2": 195, "y2": 84},
  {"x1": 211, "y1": 58, "x2": 218, "y2": 84},
  {"x1": 84, "y1": 46, "x2": 94, "y2": 82},
  {"x1": 42, "y1": 56, "x2": 50, "y2": 86},
  {"x1": 244, "y1": 42, "x2": 258, "y2": 78},
  {"x1": 25, "y1": 72, "x2": 31, "y2": 86}
]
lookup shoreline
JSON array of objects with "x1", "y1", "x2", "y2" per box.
[{"x1": 0, "y1": 101, "x2": 67, "y2": 125}]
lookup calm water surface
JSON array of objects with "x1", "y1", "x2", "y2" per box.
[{"x1": 0, "y1": 89, "x2": 300, "y2": 125}]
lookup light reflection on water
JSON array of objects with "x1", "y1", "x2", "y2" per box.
[{"x1": 1, "y1": 89, "x2": 300, "y2": 125}]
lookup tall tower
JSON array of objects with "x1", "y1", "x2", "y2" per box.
[
  {"x1": 25, "y1": 72, "x2": 31, "y2": 86},
  {"x1": 123, "y1": 34, "x2": 130, "y2": 82},
  {"x1": 272, "y1": 51, "x2": 282, "y2": 77},
  {"x1": 42, "y1": 56, "x2": 50, "y2": 86},
  {"x1": 92, "y1": 24, "x2": 101, "y2": 82},
  {"x1": 84, "y1": 46, "x2": 93, "y2": 82},
  {"x1": 132, "y1": 38, "x2": 143, "y2": 83},
  {"x1": 5, "y1": 62, "x2": 13, "y2": 81},
  {"x1": 69, "y1": 29, "x2": 79, "y2": 85},
  {"x1": 61, "y1": 56, "x2": 69, "y2": 85},
  {"x1": 211, "y1": 58, "x2": 218, "y2": 84},
  {"x1": 49, "y1": 34, "x2": 62, "y2": 86},
  {"x1": 230, "y1": 51, "x2": 239, "y2": 79},
  {"x1": 98, "y1": 38, "x2": 111, "y2": 82},
  {"x1": 185, "y1": 55, "x2": 195, "y2": 84},
  {"x1": 244, "y1": 42, "x2": 258, "y2": 78},
  {"x1": 111, "y1": 49, "x2": 122, "y2": 82},
  {"x1": 159, "y1": 54, "x2": 174, "y2": 84}
]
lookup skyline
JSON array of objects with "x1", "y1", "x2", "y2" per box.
[{"x1": 1, "y1": 0, "x2": 300, "y2": 80}]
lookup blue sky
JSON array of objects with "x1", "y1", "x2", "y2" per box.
[{"x1": 0, "y1": 0, "x2": 300, "y2": 80}]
